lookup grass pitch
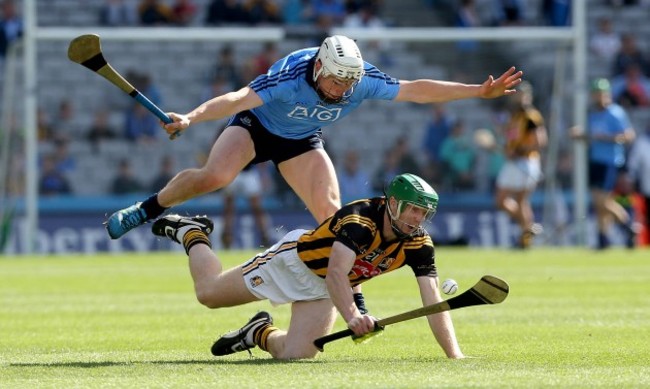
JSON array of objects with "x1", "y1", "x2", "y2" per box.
[{"x1": 1, "y1": 248, "x2": 649, "y2": 388}]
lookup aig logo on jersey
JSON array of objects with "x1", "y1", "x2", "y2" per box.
[{"x1": 288, "y1": 105, "x2": 342, "y2": 122}]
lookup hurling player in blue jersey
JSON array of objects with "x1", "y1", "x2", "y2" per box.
[{"x1": 105, "y1": 35, "x2": 522, "y2": 240}]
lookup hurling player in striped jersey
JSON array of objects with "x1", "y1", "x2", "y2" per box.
[
  {"x1": 106, "y1": 35, "x2": 522, "y2": 240},
  {"x1": 152, "y1": 173, "x2": 465, "y2": 360}
]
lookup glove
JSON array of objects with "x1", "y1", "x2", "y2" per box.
[
  {"x1": 352, "y1": 322, "x2": 384, "y2": 344},
  {"x1": 353, "y1": 292, "x2": 368, "y2": 315}
]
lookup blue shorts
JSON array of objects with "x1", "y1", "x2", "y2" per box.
[
  {"x1": 227, "y1": 110, "x2": 324, "y2": 166},
  {"x1": 589, "y1": 161, "x2": 621, "y2": 191}
]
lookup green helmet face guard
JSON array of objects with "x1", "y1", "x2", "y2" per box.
[{"x1": 385, "y1": 173, "x2": 439, "y2": 237}]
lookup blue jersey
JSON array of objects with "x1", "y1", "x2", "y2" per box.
[
  {"x1": 248, "y1": 48, "x2": 400, "y2": 140},
  {"x1": 587, "y1": 103, "x2": 631, "y2": 167}
]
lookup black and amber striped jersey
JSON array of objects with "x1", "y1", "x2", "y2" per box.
[
  {"x1": 504, "y1": 106, "x2": 544, "y2": 159},
  {"x1": 296, "y1": 197, "x2": 436, "y2": 286}
]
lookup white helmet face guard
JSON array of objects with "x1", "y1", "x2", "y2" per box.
[{"x1": 313, "y1": 35, "x2": 364, "y2": 102}]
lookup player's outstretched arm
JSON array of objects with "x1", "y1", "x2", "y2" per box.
[
  {"x1": 162, "y1": 86, "x2": 263, "y2": 138},
  {"x1": 417, "y1": 276, "x2": 465, "y2": 359},
  {"x1": 394, "y1": 66, "x2": 523, "y2": 104}
]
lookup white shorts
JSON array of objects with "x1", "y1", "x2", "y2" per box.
[
  {"x1": 496, "y1": 158, "x2": 542, "y2": 191},
  {"x1": 241, "y1": 229, "x2": 330, "y2": 306},
  {"x1": 222, "y1": 169, "x2": 263, "y2": 197}
]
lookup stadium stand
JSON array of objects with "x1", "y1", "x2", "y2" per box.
[{"x1": 3, "y1": 0, "x2": 650, "y2": 199}]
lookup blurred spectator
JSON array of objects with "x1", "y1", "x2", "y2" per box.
[
  {"x1": 137, "y1": 72, "x2": 163, "y2": 107},
  {"x1": 541, "y1": 0, "x2": 571, "y2": 26},
  {"x1": 453, "y1": 0, "x2": 481, "y2": 53},
  {"x1": 439, "y1": 120, "x2": 476, "y2": 191},
  {"x1": 570, "y1": 78, "x2": 637, "y2": 249},
  {"x1": 342, "y1": 3, "x2": 390, "y2": 66},
  {"x1": 208, "y1": 45, "x2": 244, "y2": 89},
  {"x1": 50, "y1": 99, "x2": 77, "y2": 141},
  {"x1": 611, "y1": 63, "x2": 650, "y2": 107},
  {"x1": 627, "y1": 126, "x2": 650, "y2": 244},
  {"x1": 171, "y1": 0, "x2": 198, "y2": 26},
  {"x1": 281, "y1": 0, "x2": 311, "y2": 25},
  {"x1": 0, "y1": 0, "x2": 23, "y2": 58},
  {"x1": 138, "y1": 0, "x2": 174, "y2": 25},
  {"x1": 396, "y1": 135, "x2": 421, "y2": 176},
  {"x1": 220, "y1": 163, "x2": 272, "y2": 249},
  {"x1": 421, "y1": 103, "x2": 453, "y2": 186},
  {"x1": 124, "y1": 103, "x2": 159, "y2": 143},
  {"x1": 372, "y1": 148, "x2": 400, "y2": 193},
  {"x1": 150, "y1": 155, "x2": 175, "y2": 192},
  {"x1": 495, "y1": 81, "x2": 546, "y2": 248},
  {"x1": 555, "y1": 146, "x2": 573, "y2": 190},
  {"x1": 51, "y1": 139, "x2": 76, "y2": 174},
  {"x1": 99, "y1": 0, "x2": 138, "y2": 26},
  {"x1": 87, "y1": 110, "x2": 118, "y2": 149},
  {"x1": 607, "y1": 0, "x2": 641, "y2": 5},
  {"x1": 37, "y1": 107, "x2": 57, "y2": 143},
  {"x1": 612, "y1": 33, "x2": 650, "y2": 77},
  {"x1": 491, "y1": 0, "x2": 525, "y2": 26},
  {"x1": 473, "y1": 128, "x2": 504, "y2": 193},
  {"x1": 372, "y1": 129, "x2": 427, "y2": 194},
  {"x1": 39, "y1": 155, "x2": 72, "y2": 196},
  {"x1": 312, "y1": 0, "x2": 347, "y2": 26},
  {"x1": 205, "y1": 0, "x2": 248, "y2": 25},
  {"x1": 111, "y1": 158, "x2": 145, "y2": 194},
  {"x1": 589, "y1": 17, "x2": 621, "y2": 65},
  {"x1": 337, "y1": 149, "x2": 372, "y2": 204},
  {"x1": 244, "y1": 42, "x2": 280, "y2": 83},
  {"x1": 243, "y1": 0, "x2": 281, "y2": 25},
  {"x1": 201, "y1": 75, "x2": 233, "y2": 103},
  {"x1": 343, "y1": 2, "x2": 385, "y2": 28}
]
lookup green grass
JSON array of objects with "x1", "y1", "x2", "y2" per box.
[{"x1": 1, "y1": 248, "x2": 649, "y2": 388}]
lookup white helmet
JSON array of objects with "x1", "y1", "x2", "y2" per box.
[{"x1": 313, "y1": 35, "x2": 364, "y2": 83}]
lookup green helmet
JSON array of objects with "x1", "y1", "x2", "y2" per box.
[
  {"x1": 386, "y1": 173, "x2": 439, "y2": 212},
  {"x1": 385, "y1": 174, "x2": 438, "y2": 237}
]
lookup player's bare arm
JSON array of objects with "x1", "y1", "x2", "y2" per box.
[
  {"x1": 416, "y1": 276, "x2": 465, "y2": 359},
  {"x1": 395, "y1": 66, "x2": 523, "y2": 103},
  {"x1": 162, "y1": 86, "x2": 264, "y2": 136},
  {"x1": 325, "y1": 241, "x2": 376, "y2": 337}
]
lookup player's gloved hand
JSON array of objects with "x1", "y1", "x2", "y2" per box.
[
  {"x1": 353, "y1": 292, "x2": 368, "y2": 315},
  {"x1": 351, "y1": 321, "x2": 384, "y2": 344}
]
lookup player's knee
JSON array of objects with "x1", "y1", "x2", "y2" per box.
[
  {"x1": 272, "y1": 346, "x2": 318, "y2": 360},
  {"x1": 194, "y1": 287, "x2": 223, "y2": 309},
  {"x1": 195, "y1": 170, "x2": 232, "y2": 193},
  {"x1": 314, "y1": 200, "x2": 340, "y2": 224}
]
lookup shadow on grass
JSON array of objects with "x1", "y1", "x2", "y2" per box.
[{"x1": 10, "y1": 358, "x2": 328, "y2": 368}]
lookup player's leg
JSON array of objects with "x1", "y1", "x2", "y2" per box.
[
  {"x1": 495, "y1": 186, "x2": 519, "y2": 219},
  {"x1": 106, "y1": 126, "x2": 254, "y2": 239},
  {"x1": 157, "y1": 126, "x2": 254, "y2": 207},
  {"x1": 278, "y1": 148, "x2": 341, "y2": 224},
  {"x1": 248, "y1": 194, "x2": 271, "y2": 247},
  {"x1": 494, "y1": 162, "x2": 520, "y2": 219},
  {"x1": 513, "y1": 188, "x2": 540, "y2": 248},
  {"x1": 151, "y1": 214, "x2": 260, "y2": 307},
  {"x1": 240, "y1": 168, "x2": 271, "y2": 247},
  {"x1": 264, "y1": 299, "x2": 337, "y2": 359},
  {"x1": 221, "y1": 176, "x2": 241, "y2": 249}
]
